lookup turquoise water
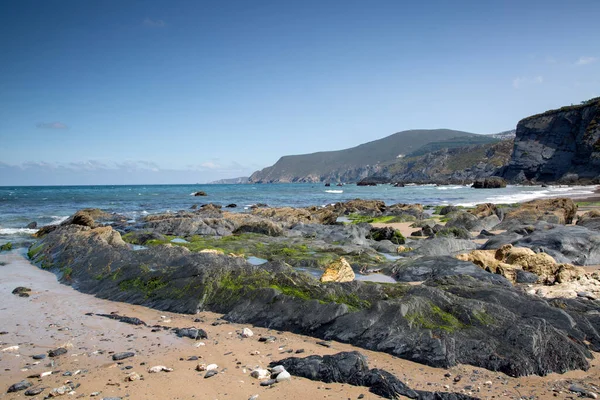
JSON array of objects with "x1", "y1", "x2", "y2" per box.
[{"x1": 0, "y1": 183, "x2": 596, "y2": 237}]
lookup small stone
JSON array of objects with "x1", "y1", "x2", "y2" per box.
[
  {"x1": 484, "y1": 381, "x2": 492, "y2": 386},
  {"x1": 48, "y1": 348, "x2": 67, "y2": 357},
  {"x1": 275, "y1": 370, "x2": 291, "y2": 382},
  {"x1": 453, "y1": 375, "x2": 462, "y2": 383},
  {"x1": 316, "y1": 341, "x2": 332, "y2": 348},
  {"x1": 295, "y1": 349, "x2": 305, "y2": 354},
  {"x1": 358, "y1": 395, "x2": 365, "y2": 399},
  {"x1": 258, "y1": 336, "x2": 276, "y2": 343},
  {"x1": 250, "y1": 368, "x2": 270, "y2": 380},
  {"x1": 196, "y1": 363, "x2": 207, "y2": 371},
  {"x1": 126, "y1": 372, "x2": 140, "y2": 381},
  {"x1": 241, "y1": 328, "x2": 254, "y2": 338},
  {"x1": 24, "y1": 387, "x2": 45, "y2": 396},
  {"x1": 112, "y1": 352, "x2": 135, "y2": 361},
  {"x1": 260, "y1": 379, "x2": 277, "y2": 387},
  {"x1": 248, "y1": 395, "x2": 259, "y2": 400},
  {"x1": 204, "y1": 370, "x2": 218, "y2": 379},
  {"x1": 148, "y1": 366, "x2": 173, "y2": 373},
  {"x1": 270, "y1": 365, "x2": 286, "y2": 375},
  {"x1": 32, "y1": 354, "x2": 46, "y2": 360},
  {"x1": 206, "y1": 363, "x2": 218, "y2": 371},
  {"x1": 7, "y1": 380, "x2": 32, "y2": 393},
  {"x1": 187, "y1": 356, "x2": 199, "y2": 361}
]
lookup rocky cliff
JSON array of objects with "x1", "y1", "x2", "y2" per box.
[{"x1": 502, "y1": 97, "x2": 600, "y2": 183}]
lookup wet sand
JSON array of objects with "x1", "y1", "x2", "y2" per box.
[{"x1": 1, "y1": 251, "x2": 599, "y2": 400}]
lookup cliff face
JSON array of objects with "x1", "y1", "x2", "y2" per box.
[
  {"x1": 380, "y1": 140, "x2": 513, "y2": 184},
  {"x1": 502, "y1": 98, "x2": 600, "y2": 183}
]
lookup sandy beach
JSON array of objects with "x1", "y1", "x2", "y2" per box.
[{"x1": 1, "y1": 250, "x2": 599, "y2": 400}]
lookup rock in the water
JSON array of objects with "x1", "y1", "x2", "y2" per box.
[
  {"x1": 320, "y1": 256, "x2": 355, "y2": 282},
  {"x1": 7, "y1": 380, "x2": 32, "y2": 393},
  {"x1": 472, "y1": 177, "x2": 507, "y2": 188},
  {"x1": 48, "y1": 347, "x2": 67, "y2": 357},
  {"x1": 194, "y1": 191, "x2": 207, "y2": 196},
  {"x1": 112, "y1": 352, "x2": 135, "y2": 361},
  {"x1": 26, "y1": 221, "x2": 38, "y2": 229}
]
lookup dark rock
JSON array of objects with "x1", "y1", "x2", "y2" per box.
[
  {"x1": 324, "y1": 182, "x2": 331, "y2": 187},
  {"x1": 391, "y1": 256, "x2": 511, "y2": 286},
  {"x1": 96, "y1": 313, "x2": 146, "y2": 326},
  {"x1": 260, "y1": 379, "x2": 277, "y2": 386},
  {"x1": 250, "y1": 203, "x2": 268, "y2": 209},
  {"x1": 112, "y1": 352, "x2": 135, "y2": 361},
  {"x1": 48, "y1": 347, "x2": 67, "y2": 357},
  {"x1": 472, "y1": 177, "x2": 507, "y2": 188},
  {"x1": 439, "y1": 206, "x2": 460, "y2": 215},
  {"x1": 32, "y1": 354, "x2": 46, "y2": 360},
  {"x1": 358, "y1": 176, "x2": 390, "y2": 186},
  {"x1": 515, "y1": 270, "x2": 539, "y2": 284},
  {"x1": 194, "y1": 191, "x2": 207, "y2": 196},
  {"x1": 445, "y1": 212, "x2": 500, "y2": 233},
  {"x1": 478, "y1": 230, "x2": 495, "y2": 237},
  {"x1": 7, "y1": 380, "x2": 32, "y2": 393},
  {"x1": 406, "y1": 237, "x2": 477, "y2": 256},
  {"x1": 12, "y1": 286, "x2": 31, "y2": 297},
  {"x1": 26, "y1": 222, "x2": 38, "y2": 229},
  {"x1": 226, "y1": 204, "x2": 237, "y2": 208},
  {"x1": 204, "y1": 370, "x2": 218, "y2": 378},
  {"x1": 24, "y1": 387, "x2": 45, "y2": 396},
  {"x1": 121, "y1": 232, "x2": 165, "y2": 246},
  {"x1": 174, "y1": 327, "x2": 208, "y2": 340},
  {"x1": 232, "y1": 219, "x2": 284, "y2": 237},
  {"x1": 271, "y1": 352, "x2": 477, "y2": 400},
  {"x1": 367, "y1": 227, "x2": 405, "y2": 245},
  {"x1": 434, "y1": 227, "x2": 471, "y2": 240}
]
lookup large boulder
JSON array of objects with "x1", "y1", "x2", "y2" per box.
[
  {"x1": 320, "y1": 257, "x2": 355, "y2": 283},
  {"x1": 445, "y1": 212, "x2": 500, "y2": 232},
  {"x1": 406, "y1": 237, "x2": 477, "y2": 257},
  {"x1": 482, "y1": 223, "x2": 600, "y2": 266},
  {"x1": 495, "y1": 198, "x2": 577, "y2": 229},
  {"x1": 333, "y1": 199, "x2": 387, "y2": 217},
  {"x1": 576, "y1": 210, "x2": 600, "y2": 231},
  {"x1": 367, "y1": 227, "x2": 405, "y2": 245},
  {"x1": 251, "y1": 206, "x2": 338, "y2": 226}
]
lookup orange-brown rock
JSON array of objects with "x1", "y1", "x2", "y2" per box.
[{"x1": 320, "y1": 257, "x2": 355, "y2": 283}]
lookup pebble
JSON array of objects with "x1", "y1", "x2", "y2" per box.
[
  {"x1": 112, "y1": 352, "x2": 135, "y2": 361},
  {"x1": 275, "y1": 370, "x2": 291, "y2": 382},
  {"x1": 260, "y1": 379, "x2": 277, "y2": 387},
  {"x1": 2, "y1": 345, "x2": 19, "y2": 352},
  {"x1": 206, "y1": 363, "x2": 218, "y2": 371},
  {"x1": 258, "y1": 336, "x2": 276, "y2": 343},
  {"x1": 270, "y1": 365, "x2": 286, "y2": 375},
  {"x1": 250, "y1": 368, "x2": 270, "y2": 380},
  {"x1": 48, "y1": 347, "x2": 68, "y2": 357},
  {"x1": 24, "y1": 387, "x2": 45, "y2": 396},
  {"x1": 32, "y1": 354, "x2": 47, "y2": 360},
  {"x1": 204, "y1": 370, "x2": 218, "y2": 379},
  {"x1": 148, "y1": 365, "x2": 173, "y2": 373},
  {"x1": 248, "y1": 395, "x2": 259, "y2": 400},
  {"x1": 241, "y1": 328, "x2": 254, "y2": 338},
  {"x1": 7, "y1": 380, "x2": 32, "y2": 393},
  {"x1": 126, "y1": 372, "x2": 141, "y2": 381},
  {"x1": 316, "y1": 341, "x2": 332, "y2": 348}
]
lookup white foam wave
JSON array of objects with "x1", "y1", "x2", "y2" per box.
[
  {"x1": 0, "y1": 228, "x2": 37, "y2": 235},
  {"x1": 436, "y1": 186, "x2": 465, "y2": 191},
  {"x1": 456, "y1": 185, "x2": 597, "y2": 207},
  {"x1": 49, "y1": 216, "x2": 69, "y2": 225},
  {"x1": 325, "y1": 190, "x2": 343, "y2": 194}
]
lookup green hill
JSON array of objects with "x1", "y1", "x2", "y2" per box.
[{"x1": 249, "y1": 129, "x2": 483, "y2": 183}]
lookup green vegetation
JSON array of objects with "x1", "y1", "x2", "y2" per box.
[
  {"x1": 119, "y1": 277, "x2": 168, "y2": 299},
  {"x1": 472, "y1": 310, "x2": 495, "y2": 326},
  {"x1": 61, "y1": 267, "x2": 73, "y2": 280},
  {"x1": 122, "y1": 232, "x2": 383, "y2": 269},
  {"x1": 0, "y1": 242, "x2": 13, "y2": 252},
  {"x1": 408, "y1": 135, "x2": 499, "y2": 157},
  {"x1": 27, "y1": 244, "x2": 43, "y2": 259},
  {"x1": 405, "y1": 303, "x2": 465, "y2": 333}
]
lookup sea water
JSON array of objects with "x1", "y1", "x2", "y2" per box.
[{"x1": 0, "y1": 183, "x2": 596, "y2": 242}]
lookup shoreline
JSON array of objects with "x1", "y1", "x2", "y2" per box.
[{"x1": 2, "y1": 251, "x2": 600, "y2": 399}]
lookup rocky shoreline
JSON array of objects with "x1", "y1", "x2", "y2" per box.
[{"x1": 4, "y1": 197, "x2": 600, "y2": 398}]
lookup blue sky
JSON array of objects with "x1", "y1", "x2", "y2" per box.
[{"x1": 0, "y1": 0, "x2": 599, "y2": 185}]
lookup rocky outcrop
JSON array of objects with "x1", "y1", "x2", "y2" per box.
[
  {"x1": 471, "y1": 177, "x2": 507, "y2": 189},
  {"x1": 494, "y1": 198, "x2": 577, "y2": 229},
  {"x1": 29, "y1": 223, "x2": 600, "y2": 377},
  {"x1": 456, "y1": 244, "x2": 585, "y2": 284},
  {"x1": 502, "y1": 97, "x2": 600, "y2": 183}
]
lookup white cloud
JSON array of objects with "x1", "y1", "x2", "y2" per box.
[
  {"x1": 575, "y1": 56, "x2": 597, "y2": 66},
  {"x1": 36, "y1": 122, "x2": 68, "y2": 129},
  {"x1": 143, "y1": 18, "x2": 166, "y2": 28},
  {"x1": 513, "y1": 76, "x2": 543, "y2": 89}
]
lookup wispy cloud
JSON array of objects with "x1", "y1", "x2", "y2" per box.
[
  {"x1": 575, "y1": 56, "x2": 597, "y2": 66},
  {"x1": 143, "y1": 18, "x2": 166, "y2": 28},
  {"x1": 36, "y1": 122, "x2": 68, "y2": 129},
  {"x1": 513, "y1": 76, "x2": 543, "y2": 89}
]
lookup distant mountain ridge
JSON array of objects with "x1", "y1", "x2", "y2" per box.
[
  {"x1": 249, "y1": 129, "x2": 494, "y2": 183},
  {"x1": 208, "y1": 176, "x2": 249, "y2": 184}
]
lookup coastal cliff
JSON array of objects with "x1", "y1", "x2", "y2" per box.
[{"x1": 502, "y1": 97, "x2": 600, "y2": 183}]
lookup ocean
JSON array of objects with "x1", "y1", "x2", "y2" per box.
[{"x1": 0, "y1": 183, "x2": 596, "y2": 243}]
